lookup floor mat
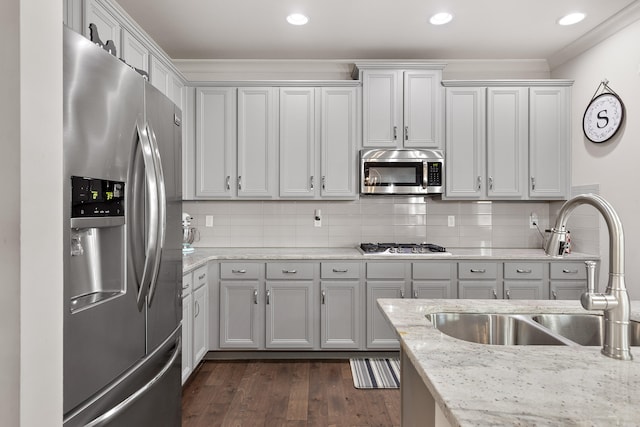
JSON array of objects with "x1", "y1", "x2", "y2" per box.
[{"x1": 349, "y1": 358, "x2": 400, "y2": 389}]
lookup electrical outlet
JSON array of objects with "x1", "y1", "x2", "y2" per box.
[
  {"x1": 529, "y1": 213, "x2": 538, "y2": 229},
  {"x1": 448, "y1": 215, "x2": 455, "y2": 227},
  {"x1": 205, "y1": 215, "x2": 214, "y2": 227}
]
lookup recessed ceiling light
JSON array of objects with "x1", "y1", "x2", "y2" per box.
[
  {"x1": 430, "y1": 12, "x2": 453, "y2": 26},
  {"x1": 286, "y1": 13, "x2": 309, "y2": 26},
  {"x1": 558, "y1": 12, "x2": 586, "y2": 26}
]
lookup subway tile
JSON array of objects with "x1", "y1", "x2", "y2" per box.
[
  {"x1": 459, "y1": 214, "x2": 492, "y2": 227},
  {"x1": 393, "y1": 203, "x2": 427, "y2": 215},
  {"x1": 426, "y1": 201, "x2": 460, "y2": 215},
  {"x1": 426, "y1": 214, "x2": 450, "y2": 226},
  {"x1": 459, "y1": 201, "x2": 493, "y2": 215}
]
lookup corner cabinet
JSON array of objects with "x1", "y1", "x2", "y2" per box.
[
  {"x1": 355, "y1": 63, "x2": 445, "y2": 149},
  {"x1": 443, "y1": 80, "x2": 572, "y2": 201}
]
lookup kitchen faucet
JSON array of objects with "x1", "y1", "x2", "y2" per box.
[{"x1": 544, "y1": 193, "x2": 632, "y2": 360}]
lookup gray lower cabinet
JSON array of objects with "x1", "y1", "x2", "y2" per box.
[
  {"x1": 265, "y1": 280, "x2": 316, "y2": 348},
  {"x1": 550, "y1": 261, "x2": 588, "y2": 300},
  {"x1": 320, "y1": 262, "x2": 362, "y2": 349},
  {"x1": 219, "y1": 280, "x2": 261, "y2": 348},
  {"x1": 458, "y1": 262, "x2": 500, "y2": 299},
  {"x1": 503, "y1": 262, "x2": 545, "y2": 300}
]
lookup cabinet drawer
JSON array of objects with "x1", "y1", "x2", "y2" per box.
[
  {"x1": 503, "y1": 262, "x2": 543, "y2": 279},
  {"x1": 321, "y1": 262, "x2": 360, "y2": 279},
  {"x1": 266, "y1": 263, "x2": 314, "y2": 280},
  {"x1": 193, "y1": 265, "x2": 208, "y2": 289},
  {"x1": 412, "y1": 262, "x2": 452, "y2": 280},
  {"x1": 182, "y1": 272, "x2": 193, "y2": 297},
  {"x1": 220, "y1": 263, "x2": 261, "y2": 279},
  {"x1": 550, "y1": 262, "x2": 587, "y2": 280},
  {"x1": 458, "y1": 262, "x2": 497, "y2": 279},
  {"x1": 366, "y1": 262, "x2": 406, "y2": 279}
]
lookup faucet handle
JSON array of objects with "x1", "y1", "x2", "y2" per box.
[{"x1": 584, "y1": 261, "x2": 597, "y2": 294}]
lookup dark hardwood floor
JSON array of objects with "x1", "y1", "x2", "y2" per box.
[{"x1": 182, "y1": 360, "x2": 400, "y2": 427}]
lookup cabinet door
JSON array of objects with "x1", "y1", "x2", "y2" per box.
[
  {"x1": 192, "y1": 284, "x2": 208, "y2": 366},
  {"x1": 150, "y1": 56, "x2": 170, "y2": 96},
  {"x1": 445, "y1": 87, "x2": 486, "y2": 199},
  {"x1": 486, "y1": 87, "x2": 528, "y2": 199},
  {"x1": 550, "y1": 281, "x2": 586, "y2": 300},
  {"x1": 181, "y1": 293, "x2": 193, "y2": 384},
  {"x1": 219, "y1": 281, "x2": 260, "y2": 348},
  {"x1": 279, "y1": 88, "x2": 316, "y2": 198},
  {"x1": 321, "y1": 281, "x2": 361, "y2": 349},
  {"x1": 504, "y1": 280, "x2": 545, "y2": 300},
  {"x1": 238, "y1": 87, "x2": 277, "y2": 198},
  {"x1": 412, "y1": 281, "x2": 455, "y2": 299},
  {"x1": 168, "y1": 75, "x2": 184, "y2": 112},
  {"x1": 320, "y1": 88, "x2": 357, "y2": 198},
  {"x1": 195, "y1": 87, "x2": 236, "y2": 198},
  {"x1": 362, "y1": 70, "x2": 401, "y2": 147},
  {"x1": 83, "y1": 0, "x2": 120, "y2": 54},
  {"x1": 529, "y1": 86, "x2": 570, "y2": 199},
  {"x1": 403, "y1": 71, "x2": 442, "y2": 148},
  {"x1": 265, "y1": 281, "x2": 315, "y2": 348},
  {"x1": 121, "y1": 29, "x2": 149, "y2": 73},
  {"x1": 458, "y1": 281, "x2": 500, "y2": 299},
  {"x1": 366, "y1": 281, "x2": 405, "y2": 349}
]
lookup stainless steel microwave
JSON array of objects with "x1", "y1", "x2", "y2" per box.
[{"x1": 360, "y1": 149, "x2": 444, "y2": 195}]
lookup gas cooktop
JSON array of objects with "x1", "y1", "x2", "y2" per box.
[{"x1": 358, "y1": 242, "x2": 450, "y2": 255}]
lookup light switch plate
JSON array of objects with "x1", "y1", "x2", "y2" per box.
[
  {"x1": 205, "y1": 215, "x2": 214, "y2": 227},
  {"x1": 448, "y1": 215, "x2": 455, "y2": 227}
]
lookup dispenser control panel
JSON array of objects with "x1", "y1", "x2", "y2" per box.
[{"x1": 71, "y1": 176, "x2": 124, "y2": 217}]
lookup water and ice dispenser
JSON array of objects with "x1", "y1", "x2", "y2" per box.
[{"x1": 68, "y1": 176, "x2": 126, "y2": 313}]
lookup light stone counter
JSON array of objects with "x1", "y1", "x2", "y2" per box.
[
  {"x1": 182, "y1": 247, "x2": 597, "y2": 274},
  {"x1": 378, "y1": 298, "x2": 640, "y2": 426}
]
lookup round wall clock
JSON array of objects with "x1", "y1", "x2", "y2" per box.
[{"x1": 582, "y1": 92, "x2": 625, "y2": 143}]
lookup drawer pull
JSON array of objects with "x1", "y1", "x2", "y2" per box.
[
  {"x1": 194, "y1": 301, "x2": 200, "y2": 318},
  {"x1": 321, "y1": 290, "x2": 326, "y2": 305},
  {"x1": 182, "y1": 284, "x2": 190, "y2": 290},
  {"x1": 470, "y1": 268, "x2": 486, "y2": 273},
  {"x1": 562, "y1": 269, "x2": 579, "y2": 274},
  {"x1": 232, "y1": 269, "x2": 247, "y2": 274},
  {"x1": 282, "y1": 269, "x2": 297, "y2": 274},
  {"x1": 332, "y1": 268, "x2": 348, "y2": 273},
  {"x1": 253, "y1": 289, "x2": 258, "y2": 305},
  {"x1": 198, "y1": 273, "x2": 206, "y2": 280},
  {"x1": 266, "y1": 290, "x2": 271, "y2": 305},
  {"x1": 516, "y1": 269, "x2": 532, "y2": 274}
]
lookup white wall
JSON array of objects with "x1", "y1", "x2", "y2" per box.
[
  {"x1": 0, "y1": 0, "x2": 64, "y2": 426},
  {"x1": 552, "y1": 19, "x2": 640, "y2": 299},
  {"x1": 0, "y1": 1, "x2": 22, "y2": 425}
]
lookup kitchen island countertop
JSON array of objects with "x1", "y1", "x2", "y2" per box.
[
  {"x1": 378, "y1": 298, "x2": 640, "y2": 426},
  {"x1": 182, "y1": 247, "x2": 597, "y2": 274}
]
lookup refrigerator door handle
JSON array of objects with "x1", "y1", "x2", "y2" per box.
[
  {"x1": 135, "y1": 124, "x2": 160, "y2": 311},
  {"x1": 145, "y1": 122, "x2": 167, "y2": 307},
  {"x1": 83, "y1": 335, "x2": 181, "y2": 427}
]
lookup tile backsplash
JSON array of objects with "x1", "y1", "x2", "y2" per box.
[{"x1": 183, "y1": 197, "x2": 557, "y2": 249}]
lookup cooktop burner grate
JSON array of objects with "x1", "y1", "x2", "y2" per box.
[{"x1": 359, "y1": 242, "x2": 447, "y2": 254}]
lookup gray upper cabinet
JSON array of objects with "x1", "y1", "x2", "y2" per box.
[
  {"x1": 195, "y1": 87, "x2": 277, "y2": 199},
  {"x1": 121, "y1": 29, "x2": 149, "y2": 74},
  {"x1": 357, "y1": 63, "x2": 444, "y2": 149},
  {"x1": 529, "y1": 86, "x2": 570, "y2": 199},
  {"x1": 444, "y1": 80, "x2": 572, "y2": 201}
]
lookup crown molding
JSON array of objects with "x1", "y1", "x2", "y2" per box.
[{"x1": 548, "y1": 1, "x2": 640, "y2": 69}]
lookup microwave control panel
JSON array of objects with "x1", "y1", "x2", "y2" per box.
[
  {"x1": 426, "y1": 162, "x2": 443, "y2": 187},
  {"x1": 71, "y1": 176, "x2": 125, "y2": 218}
]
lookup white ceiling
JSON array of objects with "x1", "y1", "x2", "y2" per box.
[{"x1": 115, "y1": 0, "x2": 638, "y2": 62}]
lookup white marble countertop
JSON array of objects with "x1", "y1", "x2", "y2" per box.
[
  {"x1": 378, "y1": 298, "x2": 640, "y2": 426},
  {"x1": 182, "y1": 247, "x2": 598, "y2": 273}
]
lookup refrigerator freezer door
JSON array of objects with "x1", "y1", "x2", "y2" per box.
[
  {"x1": 63, "y1": 28, "x2": 146, "y2": 414},
  {"x1": 144, "y1": 83, "x2": 183, "y2": 351}
]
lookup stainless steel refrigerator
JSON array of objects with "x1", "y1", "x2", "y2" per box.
[{"x1": 62, "y1": 27, "x2": 182, "y2": 426}]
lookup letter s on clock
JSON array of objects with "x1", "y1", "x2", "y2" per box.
[{"x1": 583, "y1": 92, "x2": 625, "y2": 143}]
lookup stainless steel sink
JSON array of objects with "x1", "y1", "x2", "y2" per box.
[
  {"x1": 426, "y1": 313, "x2": 570, "y2": 346},
  {"x1": 531, "y1": 314, "x2": 640, "y2": 346}
]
